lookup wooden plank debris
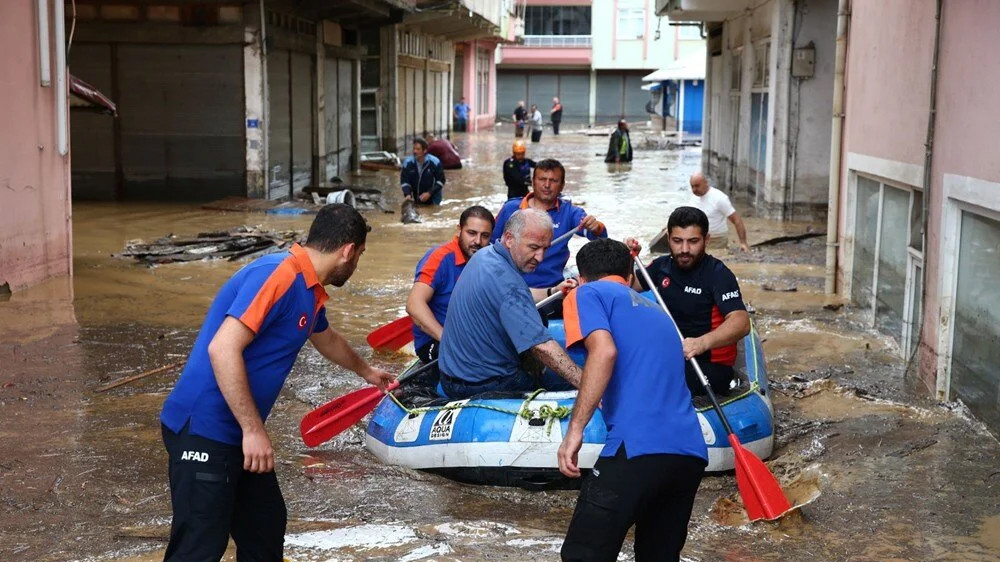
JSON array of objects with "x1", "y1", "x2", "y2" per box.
[{"x1": 119, "y1": 225, "x2": 301, "y2": 265}]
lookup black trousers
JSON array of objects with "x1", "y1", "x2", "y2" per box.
[
  {"x1": 162, "y1": 424, "x2": 287, "y2": 562},
  {"x1": 415, "y1": 340, "x2": 439, "y2": 364},
  {"x1": 553, "y1": 120, "x2": 561, "y2": 135},
  {"x1": 562, "y1": 446, "x2": 705, "y2": 562},
  {"x1": 531, "y1": 129, "x2": 543, "y2": 143},
  {"x1": 685, "y1": 358, "x2": 735, "y2": 397}
]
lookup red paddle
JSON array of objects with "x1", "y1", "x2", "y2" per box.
[
  {"x1": 633, "y1": 254, "x2": 791, "y2": 521},
  {"x1": 364, "y1": 225, "x2": 585, "y2": 351},
  {"x1": 366, "y1": 316, "x2": 414, "y2": 351},
  {"x1": 302, "y1": 290, "x2": 569, "y2": 447}
]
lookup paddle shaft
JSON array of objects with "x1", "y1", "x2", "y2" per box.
[
  {"x1": 551, "y1": 224, "x2": 582, "y2": 247},
  {"x1": 633, "y1": 255, "x2": 736, "y2": 436}
]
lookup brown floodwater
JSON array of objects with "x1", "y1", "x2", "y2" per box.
[{"x1": 1, "y1": 129, "x2": 998, "y2": 561}]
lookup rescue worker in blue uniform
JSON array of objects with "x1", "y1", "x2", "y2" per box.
[
  {"x1": 400, "y1": 137, "x2": 446, "y2": 205},
  {"x1": 627, "y1": 206, "x2": 750, "y2": 396},
  {"x1": 559, "y1": 238, "x2": 708, "y2": 561},
  {"x1": 159, "y1": 204, "x2": 394, "y2": 562},
  {"x1": 406, "y1": 205, "x2": 495, "y2": 363},
  {"x1": 491, "y1": 159, "x2": 607, "y2": 317}
]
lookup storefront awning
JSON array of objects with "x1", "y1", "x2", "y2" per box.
[
  {"x1": 69, "y1": 74, "x2": 117, "y2": 116},
  {"x1": 642, "y1": 51, "x2": 707, "y2": 82}
]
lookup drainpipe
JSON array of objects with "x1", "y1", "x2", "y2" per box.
[
  {"x1": 824, "y1": 0, "x2": 849, "y2": 294},
  {"x1": 36, "y1": 0, "x2": 51, "y2": 86},
  {"x1": 917, "y1": 0, "x2": 942, "y2": 391},
  {"x1": 54, "y1": 0, "x2": 68, "y2": 156}
]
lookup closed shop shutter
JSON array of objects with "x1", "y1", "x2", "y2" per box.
[
  {"x1": 117, "y1": 44, "x2": 244, "y2": 200},
  {"x1": 290, "y1": 52, "x2": 313, "y2": 194},
  {"x1": 497, "y1": 72, "x2": 527, "y2": 122},
  {"x1": 595, "y1": 72, "x2": 623, "y2": 124},
  {"x1": 323, "y1": 57, "x2": 354, "y2": 181},
  {"x1": 267, "y1": 50, "x2": 291, "y2": 199},
  {"x1": 557, "y1": 73, "x2": 590, "y2": 123},
  {"x1": 498, "y1": 70, "x2": 590, "y2": 125},
  {"x1": 69, "y1": 43, "x2": 115, "y2": 200}
]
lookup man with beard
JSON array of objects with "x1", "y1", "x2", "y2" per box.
[
  {"x1": 438, "y1": 209, "x2": 583, "y2": 400},
  {"x1": 159, "y1": 204, "x2": 395, "y2": 561},
  {"x1": 626, "y1": 206, "x2": 750, "y2": 396},
  {"x1": 406, "y1": 205, "x2": 496, "y2": 363},
  {"x1": 492, "y1": 159, "x2": 607, "y2": 315}
]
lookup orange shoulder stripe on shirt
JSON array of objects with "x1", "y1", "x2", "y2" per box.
[
  {"x1": 562, "y1": 289, "x2": 584, "y2": 349},
  {"x1": 416, "y1": 243, "x2": 454, "y2": 286},
  {"x1": 239, "y1": 258, "x2": 299, "y2": 333}
]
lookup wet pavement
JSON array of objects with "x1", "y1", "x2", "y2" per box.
[{"x1": 1, "y1": 129, "x2": 998, "y2": 561}]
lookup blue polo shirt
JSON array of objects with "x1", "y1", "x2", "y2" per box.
[
  {"x1": 439, "y1": 241, "x2": 551, "y2": 382},
  {"x1": 491, "y1": 194, "x2": 607, "y2": 288},
  {"x1": 412, "y1": 237, "x2": 467, "y2": 350},
  {"x1": 563, "y1": 276, "x2": 708, "y2": 461},
  {"x1": 161, "y1": 244, "x2": 330, "y2": 445}
]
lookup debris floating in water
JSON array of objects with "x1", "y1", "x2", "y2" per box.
[{"x1": 119, "y1": 225, "x2": 301, "y2": 265}]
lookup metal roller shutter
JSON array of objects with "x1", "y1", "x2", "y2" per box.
[
  {"x1": 118, "y1": 44, "x2": 244, "y2": 200},
  {"x1": 267, "y1": 50, "x2": 291, "y2": 199},
  {"x1": 557, "y1": 72, "x2": 589, "y2": 123},
  {"x1": 290, "y1": 52, "x2": 313, "y2": 195},
  {"x1": 68, "y1": 44, "x2": 115, "y2": 200}
]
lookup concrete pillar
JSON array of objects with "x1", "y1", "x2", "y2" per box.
[
  {"x1": 243, "y1": 6, "x2": 266, "y2": 198},
  {"x1": 314, "y1": 32, "x2": 327, "y2": 185},
  {"x1": 380, "y1": 25, "x2": 399, "y2": 153},
  {"x1": 765, "y1": 0, "x2": 795, "y2": 218},
  {"x1": 463, "y1": 41, "x2": 477, "y2": 131},
  {"x1": 588, "y1": 69, "x2": 597, "y2": 127},
  {"x1": 737, "y1": 17, "x2": 753, "y2": 199}
]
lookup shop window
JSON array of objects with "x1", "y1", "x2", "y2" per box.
[
  {"x1": 952, "y1": 211, "x2": 1000, "y2": 430},
  {"x1": 875, "y1": 186, "x2": 910, "y2": 337},
  {"x1": 852, "y1": 176, "x2": 880, "y2": 307},
  {"x1": 524, "y1": 6, "x2": 591, "y2": 36}
]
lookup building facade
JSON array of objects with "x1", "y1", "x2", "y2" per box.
[
  {"x1": 657, "y1": 0, "x2": 838, "y2": 220},
  {"x1": 831, "y1": 0, "x2": 1000, "y2": 432},
  {"x1": 65, "y1": 0, "x2": 517, "y2": 202},
  {"x1": 1, "y1": 1, "x2": 74, "y2": 291},
  {"x1": 498, "y1": 0, "x2": 704, "y2": 126}
]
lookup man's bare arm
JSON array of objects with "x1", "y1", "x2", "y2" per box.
[
  {"x1": 728, "y1": 212, "x2": 750, "y2": 251},
  {"x1": 531, "y1": 339, "x2": 582, "y2": 388},
  {"x1": 682, "y1": 310, "x2": 750, "y2": 359},
  {"x1": 208, "y1": 317, "x2": 272, "y2": 473},
  {"x1": 309, "y1": 328, "x2": 394, "y2": 390},
  {"x1": 406, "y1": 282, "x2": 444, "y2": 342}
]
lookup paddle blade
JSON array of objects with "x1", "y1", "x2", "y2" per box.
[
  {"x1": 729, "y1": 434, "x2": 792, "y2": 521},
  {"x1": 366, "y1": 316, "x2": 414, "y2": 351},
  {"x1": 300, "y1": 381, "x2": 399, "y2": 447}
]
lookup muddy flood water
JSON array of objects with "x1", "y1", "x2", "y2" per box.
[{"x1": 1, "y1": 129, "x2": 998, "y2": 561}]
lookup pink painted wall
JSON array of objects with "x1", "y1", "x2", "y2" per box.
[
  {"x1": 460, "y1": 40, "x2": 499, "y2": 131},
  {"x1": 836, "y1": 0, "x2": 934, "y2": 291},
  {"x1": 0, "y1": 1, "x2": 73, "y2": 291},
  {"x1": 920, "y1": 0, "x2": 1000, "y2": 389},
  {"x1": 498, "y1": 46, "x2": 592, "y2": 66}
]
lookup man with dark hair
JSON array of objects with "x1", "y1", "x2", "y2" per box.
[
  {"x1": 159, "y1": 204, "x2": 394, "y2": 561},
  {"x1": 406, "y1": 205, "x2": 496, "y2": 363},
  {"x1": 453, "y1": 96, "x2": 469, "y2": 132},
  {"x1": 400, "y1": 137, "x2": 445, "y2": 205},
  {"x1": 626, "y1": 206, "x2": 750, "y2": 396},
  {"x1": 559, "y1": 238, "x2": 707, "y2": 561},
  {"x1": 605, "y1": 119, "x2": 633, "y2": 163},
  {"x1": 439, "y1": 209, "x2": 582, "y2": 399},
  {"x1": 492, "y1": 159, "x2": 607, "y2": 314},
  {"x1": 503, "y1": 139, "x2": 536, "y2": 200}
]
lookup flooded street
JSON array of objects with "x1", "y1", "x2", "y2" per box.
[{"x1": 1, "y1": 129, "x2": 998, "y2": 561}]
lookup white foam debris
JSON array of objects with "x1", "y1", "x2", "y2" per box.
[
  {"x1": 434, "y1": 520, "x2": 521, "y2": 537},
  {"x1": 399, "y1": 543, "x2": 453, "y2": 561},
  {"x1": 284, "y1": 523, "x2": 418, "y2": 551},
  {"x1": 505, "y1": 537, "x2": 563, "y2": 552}
]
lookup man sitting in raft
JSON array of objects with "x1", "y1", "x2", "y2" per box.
[
  {"x1": 406, "y1": 205, "x2": 495, "y2": 364},
  {"x1": 491, "y1": 159, "x2": 607, "y2": 317},
  {"x1": 626, "y1": 206, "x2": 750, "y2": 396},
  {"x1": 558, "y1": 238, "x2": 707, "y2": 561},
  {"x1": 438, "y1": 209, "x2": 583, "y2": 400}
]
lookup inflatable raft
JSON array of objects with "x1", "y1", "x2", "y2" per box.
[{"x1": 365, "y1": 313, "x2": 773, "y2": 489}]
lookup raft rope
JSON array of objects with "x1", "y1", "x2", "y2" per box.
[
  {"x1": 386, "y1": 387, "x2": 572, "y2": 436},
  {"x1": 387, "y1": 320, "x2": 764, "y2": 423}
]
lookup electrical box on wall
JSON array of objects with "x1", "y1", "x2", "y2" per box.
[{"x1": 792, "y1": 43, "x2": 815, "y2": 78}]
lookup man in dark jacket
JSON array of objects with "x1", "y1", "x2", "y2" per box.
[
  {"x1": 604, "y1": 119, "x2": 633, "y2": 163},
  {"x1": 400, "y1": 137, "x2": 445, "y2": 205},
  {"x1": 550, "y1": 97, "x2": 563, "y2": 135},
  {"x1": 502, "y1": 139, "x2": 536, "y2": 200}
]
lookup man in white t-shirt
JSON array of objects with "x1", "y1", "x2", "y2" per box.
[{"x1": 690, "y1": 172, "x2": 750, "y2": 252}]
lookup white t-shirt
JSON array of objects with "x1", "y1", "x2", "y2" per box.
[
  {"x1": 694, "y1": 187, "x2": 736, "y2": 236},
  {"x1": 531, "y1": 110, "x2": 543, "y2": 131}
]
